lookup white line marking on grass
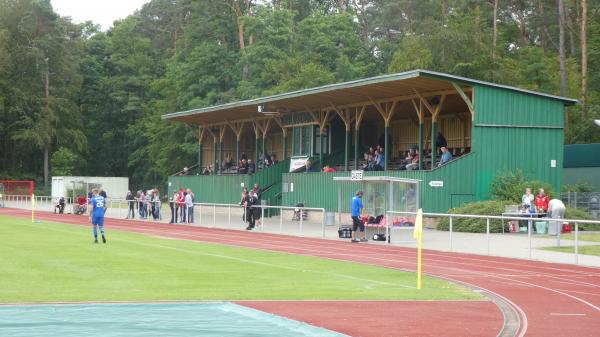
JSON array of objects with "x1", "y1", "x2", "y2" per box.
[{"x1": 19, "y1": 222, "x2": 416, "y2": 290}]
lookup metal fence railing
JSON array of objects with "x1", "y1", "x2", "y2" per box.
[
  {"x1": 562, "y1": 191, "x2": 600, "y2": 219},
  {"x1": 388, "y1": 210, "x2": 600, "y2": 265}
]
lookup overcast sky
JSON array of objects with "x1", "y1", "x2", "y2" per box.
[{"x1": 51, "y1": 0, "x2": 150, "y2": 30}]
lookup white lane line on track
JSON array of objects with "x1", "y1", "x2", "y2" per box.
[
  {"x1": 549, "y1": 313, "x2": 586, "y2": 316},
  {"x1": 18, "y1": 221, "x2": 416, "y2": 290}
]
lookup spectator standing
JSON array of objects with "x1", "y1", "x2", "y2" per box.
[
  {"x1": 534, "y1": 188, "x2": 550, "y2": 214},
  {"x1": 169, "y1": 191, "x2": 178, "y2": 224},
  {"x1": 54, "y1": 197, "x2": 65, "y2": 214},
  {"x1": 548, "y1": 198, "x2": 566, "y2": 233},
  {"x1": 144, "y1": 190, "x2": 152, "y2": 219},
  {"x1": 350, "y1": 191, "x2": 367, "y2": 243},
  {"x1": 437, "y1": 147, "x2": 452, "y2": 167},
  {"x1": 436, "y1": 132, "x2": 447, "y2": 150},
  {"x1": 152, "y1": 189, "x2": 161, "y2": 220},
  {"x1": 178, "y1": 188, "x2": 186, "y2": 223},
  {"x1": 125, "y1": 191, "x2": 135, "y2": 219},
  {"x1": 240, "y1": 188, "x2": 252, "y2": 229},
  {"x1": 185, "y1": 188, "x2": 194, "y2": 223},
  {"x1": 249, "y1": 191, "x2": 260, "y2": 229},
  {"x1": 521, "y1": 188, "x2": 534, "y2": 212},
  {"x1": 548, "y1": 198, "x2": 566, "y2": 219}
]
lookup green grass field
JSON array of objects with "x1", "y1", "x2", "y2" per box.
[
  {"x1": 0, "y1": 215, "x2": 481, "y2": 303},
  {"x1": 548, "y1": 233, "x2": 600, "y2": 242},
  {"x1": 542, "y1": 245, "x2": 600, "y2": 256}
]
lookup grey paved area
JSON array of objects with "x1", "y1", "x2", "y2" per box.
[{"x1": 4, "y1": 198, "x2": 600, "y2": 268}]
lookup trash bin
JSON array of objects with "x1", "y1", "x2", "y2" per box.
[
  {"x1": 535, "y1": 221, "x2": 547, "y2": 234},
  {"x1": 325, "y1": 212, "x2": 335, "y2": 226}
]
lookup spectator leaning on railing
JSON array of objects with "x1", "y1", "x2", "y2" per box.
[{"x1": 437, "y1": 146, "x2": 452, "y2": 167}]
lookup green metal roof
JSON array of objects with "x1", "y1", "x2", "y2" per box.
[
  {"x1": 564, "y1": 143, "x2": 600, "y2": 168},
  {"x1": 162, "y1": 69, "x2": 577, "y2": 122}
]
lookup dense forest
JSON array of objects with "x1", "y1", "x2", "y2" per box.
[{"x1": 1, "y1": 0, "x2": 599, "y2": 191}]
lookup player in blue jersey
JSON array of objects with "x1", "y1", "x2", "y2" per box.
[{"x1": 89, "y1": 188, "x2": 107, "y2": 244}]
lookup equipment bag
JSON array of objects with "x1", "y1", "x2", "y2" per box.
[{"x1": 338, "y1": 225, "x2": 353, "y2": 238}]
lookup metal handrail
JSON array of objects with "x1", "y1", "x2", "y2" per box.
[{"x1": 386, "y1": 210, "x2": 598, "y2": 264}]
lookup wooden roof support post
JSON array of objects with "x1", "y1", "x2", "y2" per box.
[
  {"x1": 196, "y1": 126, "x2": 207, "y2": 168},
  {"x1": 331, "y1": 103, "x2": 355, "y2": 171},
  {"x1": 226, "y1": 121, "x2": 244, "y2": 164},
  {"x1": 368, "y1": 97, "x2": 397, "y2": 170},
  {"x1": 272, "y1": 116, "x2": 288, "y2": 160},
  {"x1": 451, "y1": 82, "x2": 475, "y2": 121},
  {"x1": 354, "y1": 105, "x2": 366, "y2": 170},
  {"x1": 414, "y1": 89, "x2": 448, "y2": 165},
  {"x1": 412, "y1": 99, "x2": 425, "y2": 170}
]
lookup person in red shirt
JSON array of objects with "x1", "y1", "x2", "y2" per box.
[
  {"x1": 322, "y1": 165, "x2": 336, "y2": 173},
  {"x1": 75, "y1": 195, "x2": 87, "y2": 215},
  {"x1": 534, "y1": 188, "x2": 550, "y2": 213},
  {"x1": 177, "y1": 188, "x2": 186, "y2": 223}
]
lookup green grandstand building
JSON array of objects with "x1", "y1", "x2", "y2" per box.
[{"x1": 162, "y1": 70, "x2": 576, "y2": 213}]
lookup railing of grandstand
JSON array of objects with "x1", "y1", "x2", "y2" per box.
[{"x1": 387, "y1": 210, "x2": 600, "y2": 265}]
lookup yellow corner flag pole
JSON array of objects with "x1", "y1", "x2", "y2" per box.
[
  {"x1": 31, "y1": 194, "x2": 35, "y2": 223},
  {"x1": 413, "y1": 208, "x2": 423, "y2": 290}
]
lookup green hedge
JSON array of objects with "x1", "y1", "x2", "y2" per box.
[
  {"x1": 437, "y1": 202, "x2": 598, "y2": 233},
  {"x1": 437, "y1": 200, "x2": 512, "y2": 233},
  {"x1": 565, "y1": 207, "x2": 599, "y2": 231}
]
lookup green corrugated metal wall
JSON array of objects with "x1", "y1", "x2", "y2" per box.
[
  {"x1": 472, "y1": 84, "x2": 564, "y2": 199},
  {"x1": 474, "y1": 85, "x2": 564, "y2": 127},
  {"x1": 168, "y1": 175, "x2": 248, "y2": 204},
  {"x1": 167, "y1": 161, "x2": 290, "y2": 205}
]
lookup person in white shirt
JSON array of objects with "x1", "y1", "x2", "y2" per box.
[
  {"x1": 185, "y1": 189, "x2": 194, "y2": 223},
  {"x1": 521, "y1": 188, "x2": 534, "y2": 212},
  {"x1": 548, "y1": 198, "x2": 566, "y2": 219}
]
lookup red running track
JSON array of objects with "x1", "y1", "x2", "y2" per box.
[{"x1": 3, "y1": 209, "x2": 600, "y2": 337}]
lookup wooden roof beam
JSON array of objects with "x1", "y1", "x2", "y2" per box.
[{"x1": 452, "y1": 82, "x2": 475, "y2": 121}]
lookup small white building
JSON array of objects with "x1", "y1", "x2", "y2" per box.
[{"x1": 51, "y1": 176, "x2": 129, "y2": 200}]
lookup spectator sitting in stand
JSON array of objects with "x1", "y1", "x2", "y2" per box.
[
  {"x1": 374, "y1": 149, "x2": 384, "y2": 171},
  {"x1": 322, "y1": 165, "x2": 336, "y2": 173},
  {"x1": 202, "y1": 164, "x2": 214, "y2": 175},
  {"x1": 361, "y1": 153, "x2": 369, "y2": 170},
  {"x1": 406, "y1": 151, "x2": 420, "y2": 170},
  {"x1": 270, "y1": 154, "x2": 278, "y2": 165},
  {"x1": 54, "y1": 197, "x2": 65, "y2": 214},
  {"x1": 247, "y1": 159, "x2": 256, "y2": 174},
  {"x1": 437, "y1": 146, "x2": 452, "y2": 167},
  {"x1": 238, "y1": 159, "x2": 247, "y2": 174},
  {"x1": 180, "y1": 166, "x2": 189, "y2": 176},
  {"x1": 305, "y1": 159, "x2": 317, "y2": 173},
  {"x1": 223, "y1": 153, "x2": 233, "y2": 170}
]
